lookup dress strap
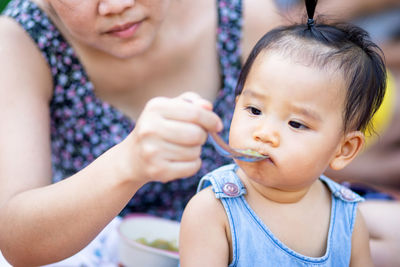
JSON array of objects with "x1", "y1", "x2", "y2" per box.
[
  {"x1": 197, "y1": 164, "x2": 246, "y2": 199},
  {"x1": 320, "y1": 175, "x2": 364, "y2": 203}
]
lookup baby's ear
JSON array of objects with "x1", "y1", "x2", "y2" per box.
[{"x1": 329, "y1": 131, "x2": 364, "y2": 170}]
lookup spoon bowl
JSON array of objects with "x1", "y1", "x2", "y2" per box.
[{"x1": 209, "y1": 132, "x2": 268, "y2": 162}]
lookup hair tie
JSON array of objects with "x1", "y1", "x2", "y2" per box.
[{"x1": 307, "y1": 18, "x2": 315, "y2": 28}]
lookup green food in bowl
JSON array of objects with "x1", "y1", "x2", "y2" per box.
[{"x1": 136, "y1": 237, "x2": 179, "y2": 252}]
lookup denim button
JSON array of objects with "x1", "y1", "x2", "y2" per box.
[
  {"x1": 222, "y1": 182, "x2": 239, "y2": 197},
  {"x1": 340, "y1": 187, "x2": 357, "y2": 201}
]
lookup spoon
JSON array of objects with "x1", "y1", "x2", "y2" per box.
[{"x1": 208, "y1": 132, "x2": 268, "y2": 162}]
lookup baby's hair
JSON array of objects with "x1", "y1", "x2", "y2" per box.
[{"x1": 235, "y1": 0, "x2": 386, "y2": 133}]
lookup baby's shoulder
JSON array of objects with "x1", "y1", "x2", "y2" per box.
[
  {"x1": 184, "y1": 186, "x2": 227, "y2": 227},
  {"x1": 189, "y1": 187, "x2": 221, "y2": 210}
]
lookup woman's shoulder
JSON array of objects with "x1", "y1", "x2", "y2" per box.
[
  {"x1": 0, "y1": 15, "x2": 47, "y2": 68},
  {"x1": 0, "y1": 15, "x2": 53, "y2": 99},
  {"x1": 0, "y1": 0, "x2": 56, "y2": 70},
  {"x1": 0, "y1": 15, "x2": 33, "y2": 45}
]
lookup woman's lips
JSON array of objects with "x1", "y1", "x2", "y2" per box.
[{"x1": 105, "y1": 21, "x2": 142, "y2": 39}]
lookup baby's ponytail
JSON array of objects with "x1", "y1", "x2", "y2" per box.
[{"x1": 305, "y1": 0, "x2": 317, "y2": 29}]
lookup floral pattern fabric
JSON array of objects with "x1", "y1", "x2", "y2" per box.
[{"x1": 3, "y1": 0, "x2": 242, "y2": 221}]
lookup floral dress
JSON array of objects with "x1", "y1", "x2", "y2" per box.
[{"x1": 3, "y1": 0, "x2": 242, "y2": 221}]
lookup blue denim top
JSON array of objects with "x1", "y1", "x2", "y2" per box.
[{"x1": 197, "y1": 164, "x2": 363, "y2": 267}]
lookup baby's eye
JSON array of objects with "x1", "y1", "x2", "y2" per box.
[
  {"x1": 289, "y1": 121, "x2": 308, "y2": 129},
  {"x1": 245, "y1": 106, "x2": 262, "y2": 116}
]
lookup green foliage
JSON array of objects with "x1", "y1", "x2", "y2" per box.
[{"x1": 1, "y1": 0, "x2": 11, "y2": 13}]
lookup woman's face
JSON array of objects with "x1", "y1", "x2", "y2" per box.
[{"x1": 47, "y1": 0, "x2": 171, "y2": 58}]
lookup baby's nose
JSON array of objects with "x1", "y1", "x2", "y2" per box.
[{"x1": 253, "y1": 120, "x2": 280, "y2": 147}]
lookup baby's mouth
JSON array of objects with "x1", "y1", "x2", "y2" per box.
[{"x1": 256, "y1": 151, "x2": 273, "y2": 163}]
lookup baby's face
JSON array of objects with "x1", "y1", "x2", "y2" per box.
[
  {"x1": 229, "y1": 51, "x2": 347, "y2": 192},
  {"x1": 43, "y1": 0, "x2": 171, "y2": 58}
]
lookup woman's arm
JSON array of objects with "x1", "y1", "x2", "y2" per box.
[
  {"x1": 179, "y1": 188, "x2": 230, "y2": 267},
  {"x1": 0, "y1": 16, "x2": 144, "y2": 265},
  {"x1": 349, "y1": 208, "x2": 374, "y2": 267},
  {"x1": 0, "y1": 16, "x2": 222, "y2": 266}
]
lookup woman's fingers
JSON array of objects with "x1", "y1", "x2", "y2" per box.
[
  {"x1": 129, "y1": 93, "x2": 222, "y2": 182},
  {"x1": 140, "y1": 139, "x2": 202, "y2": 162},
  {"x1": 143, "y1": 158, "x2": 203, "y2": 183},
  {"x1": 144, "y1": 94, "x2": 223, "y2": 133},
  {"x1": 159, "y1": 120, "x2": 208, "y2": 145},
  {"x1": 178, "y1": 91, "x2": 214, "y2": 110}
]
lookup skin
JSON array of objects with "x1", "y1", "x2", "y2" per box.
[
  {"x1": 180, "y1": 51, "x2": 373, "y2": 266},
  {"x1": 0, "y1": 0, "x2": 283, "y2": 265}
]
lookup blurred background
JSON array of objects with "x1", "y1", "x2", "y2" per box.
[{"x1": 0, "y1": 0, "x2": 10, "y2": 13}]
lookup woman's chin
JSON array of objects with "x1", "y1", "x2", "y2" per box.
[
  {"x1": 109, "y1": 44, "x2": 151, "y2": 59},
  {"x1": 92, "y1": 37, "x2": 154, "y2": 59}
]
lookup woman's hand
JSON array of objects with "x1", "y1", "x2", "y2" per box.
[{"x1": 123, "y1": 92, "x2": 223, "y2": 183}]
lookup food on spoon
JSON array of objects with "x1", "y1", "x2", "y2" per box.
[
  {"x1": 238, "y1": 149, "x2": 264, "y2": 157},
  {"x1": 135, "y1": 237, "x2": 179, "y2": 252}
]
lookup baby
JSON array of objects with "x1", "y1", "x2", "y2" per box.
[{"x1": 179, "y1": 0, "x2": 385, "y2": 266}]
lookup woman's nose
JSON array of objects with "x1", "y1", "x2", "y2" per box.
[
  {"x1": 253, "y1": 121, "x2": 280, "y2": 147},
  {"x1": 99, "y1": 0, "x2": 135, "y2": 16}
]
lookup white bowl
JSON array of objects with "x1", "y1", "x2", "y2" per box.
[{"x1": 118, "y1": 213, "x2": 180, "y2": 267}]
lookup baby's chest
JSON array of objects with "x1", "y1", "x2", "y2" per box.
[{"x1": 254, "y1": 204, "x2": 331, "y2": 258}]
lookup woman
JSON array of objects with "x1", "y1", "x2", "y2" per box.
[{"x1": 0, "y1": 0, "x2": 283, "y2": 265}]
